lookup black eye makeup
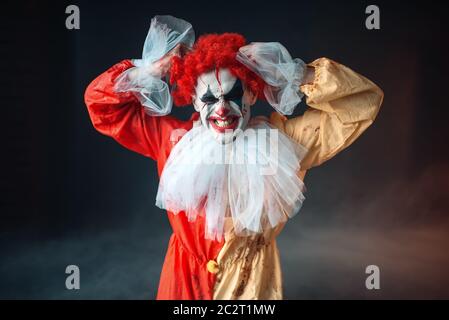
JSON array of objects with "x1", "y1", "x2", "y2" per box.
[
  {"x1": 199, "y1": 79, "x2": 244, "y2": 107},
  {"x1": 200, "y1": 85, "x2": 219, "y2": 105},
  {"x1": 224, "y1": 79, "x2": 244, "y2": 104}
]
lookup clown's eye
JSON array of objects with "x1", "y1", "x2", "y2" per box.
[
  {"x1": 201, "y1": 96, "x2": 219, "y2": 105},
  {"x1": 200, "y1": 86, "x2": 219, "y2": 105},
  {"x1": 224, "y1": 79, "x2": 243, "y2": 102}
]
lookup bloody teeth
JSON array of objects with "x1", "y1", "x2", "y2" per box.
[{"x1": 214, "y1": 118, "x2": 235, "y2": 127}]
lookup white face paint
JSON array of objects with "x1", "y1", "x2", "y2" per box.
[{"x1": 193, "y1": 68, "x2": 256, "y2": 144}]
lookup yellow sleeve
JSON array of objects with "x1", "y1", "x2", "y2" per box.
[{"x1": 270, "y1": 57, "x2": 384, "y2": 170}]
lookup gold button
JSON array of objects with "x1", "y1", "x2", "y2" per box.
[{"x1": 206, "y1": 260, "x2": 219, "y2": 274}]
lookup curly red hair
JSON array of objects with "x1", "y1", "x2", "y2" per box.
[{"x1": 170, "y1": 33, "x2": 266, "y2": 106}]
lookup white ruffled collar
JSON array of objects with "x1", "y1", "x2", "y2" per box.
[{"x1": 156, "y1": 120, "x2": 307, "y2": 241}]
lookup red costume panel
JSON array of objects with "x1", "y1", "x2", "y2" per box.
[{"x1": 85, "y1": 59, "x2": 224, "y2": 299}]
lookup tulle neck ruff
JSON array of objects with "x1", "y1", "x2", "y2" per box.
[{"x1": 155, "y1": 119, "x2": 307, "y2": 241}]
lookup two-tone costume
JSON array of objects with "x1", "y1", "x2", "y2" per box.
[{"x1": 85, "y1": 16, "x2": 383, "y2": 300}]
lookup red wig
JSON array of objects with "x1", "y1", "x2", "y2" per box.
[{"x1": 170, "y1": 33, "x2": 266, "y2": 106}]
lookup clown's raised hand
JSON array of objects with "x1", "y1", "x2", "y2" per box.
[
  {"x1": 114, "y1": 16, "x2": 194, "y2": 116},
  {"x1": 236, "y1": 42, "x2": 309, "y2": 115}
]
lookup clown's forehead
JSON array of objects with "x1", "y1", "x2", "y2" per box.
[{"x1": 195, "y1": 68, "x2": 237, "y2": 97}]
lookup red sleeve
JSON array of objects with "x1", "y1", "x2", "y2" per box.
[{"x1": 84, "y1": 59, "x2": 166, "y2": 160}]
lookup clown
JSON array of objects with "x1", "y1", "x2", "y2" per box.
[{"x1": 85, "y1": 16, "x2": 383, "y2": 299}]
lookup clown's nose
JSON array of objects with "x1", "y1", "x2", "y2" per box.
[{"x1": 215, "y1": 106, "x2": 230, "y2": 117}]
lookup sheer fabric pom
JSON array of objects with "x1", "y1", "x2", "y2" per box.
[
  {"x1": 114, "y1": 15, "x2": 195, "y2": 116},
  {"x1": 236, "y1": 42, "x2": 306, "y2": 115}
]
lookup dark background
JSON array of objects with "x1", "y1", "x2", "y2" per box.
[{"x1": 1, "y1": 0, "x2": 449, "y2": 299}]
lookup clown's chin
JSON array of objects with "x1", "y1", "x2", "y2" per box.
[
  {"x1": 208, "y1": 116, "x2": 239, "y2": 132},
  {"x1": 207, "y1": 117, "x2": 242, "y2": 144}
]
